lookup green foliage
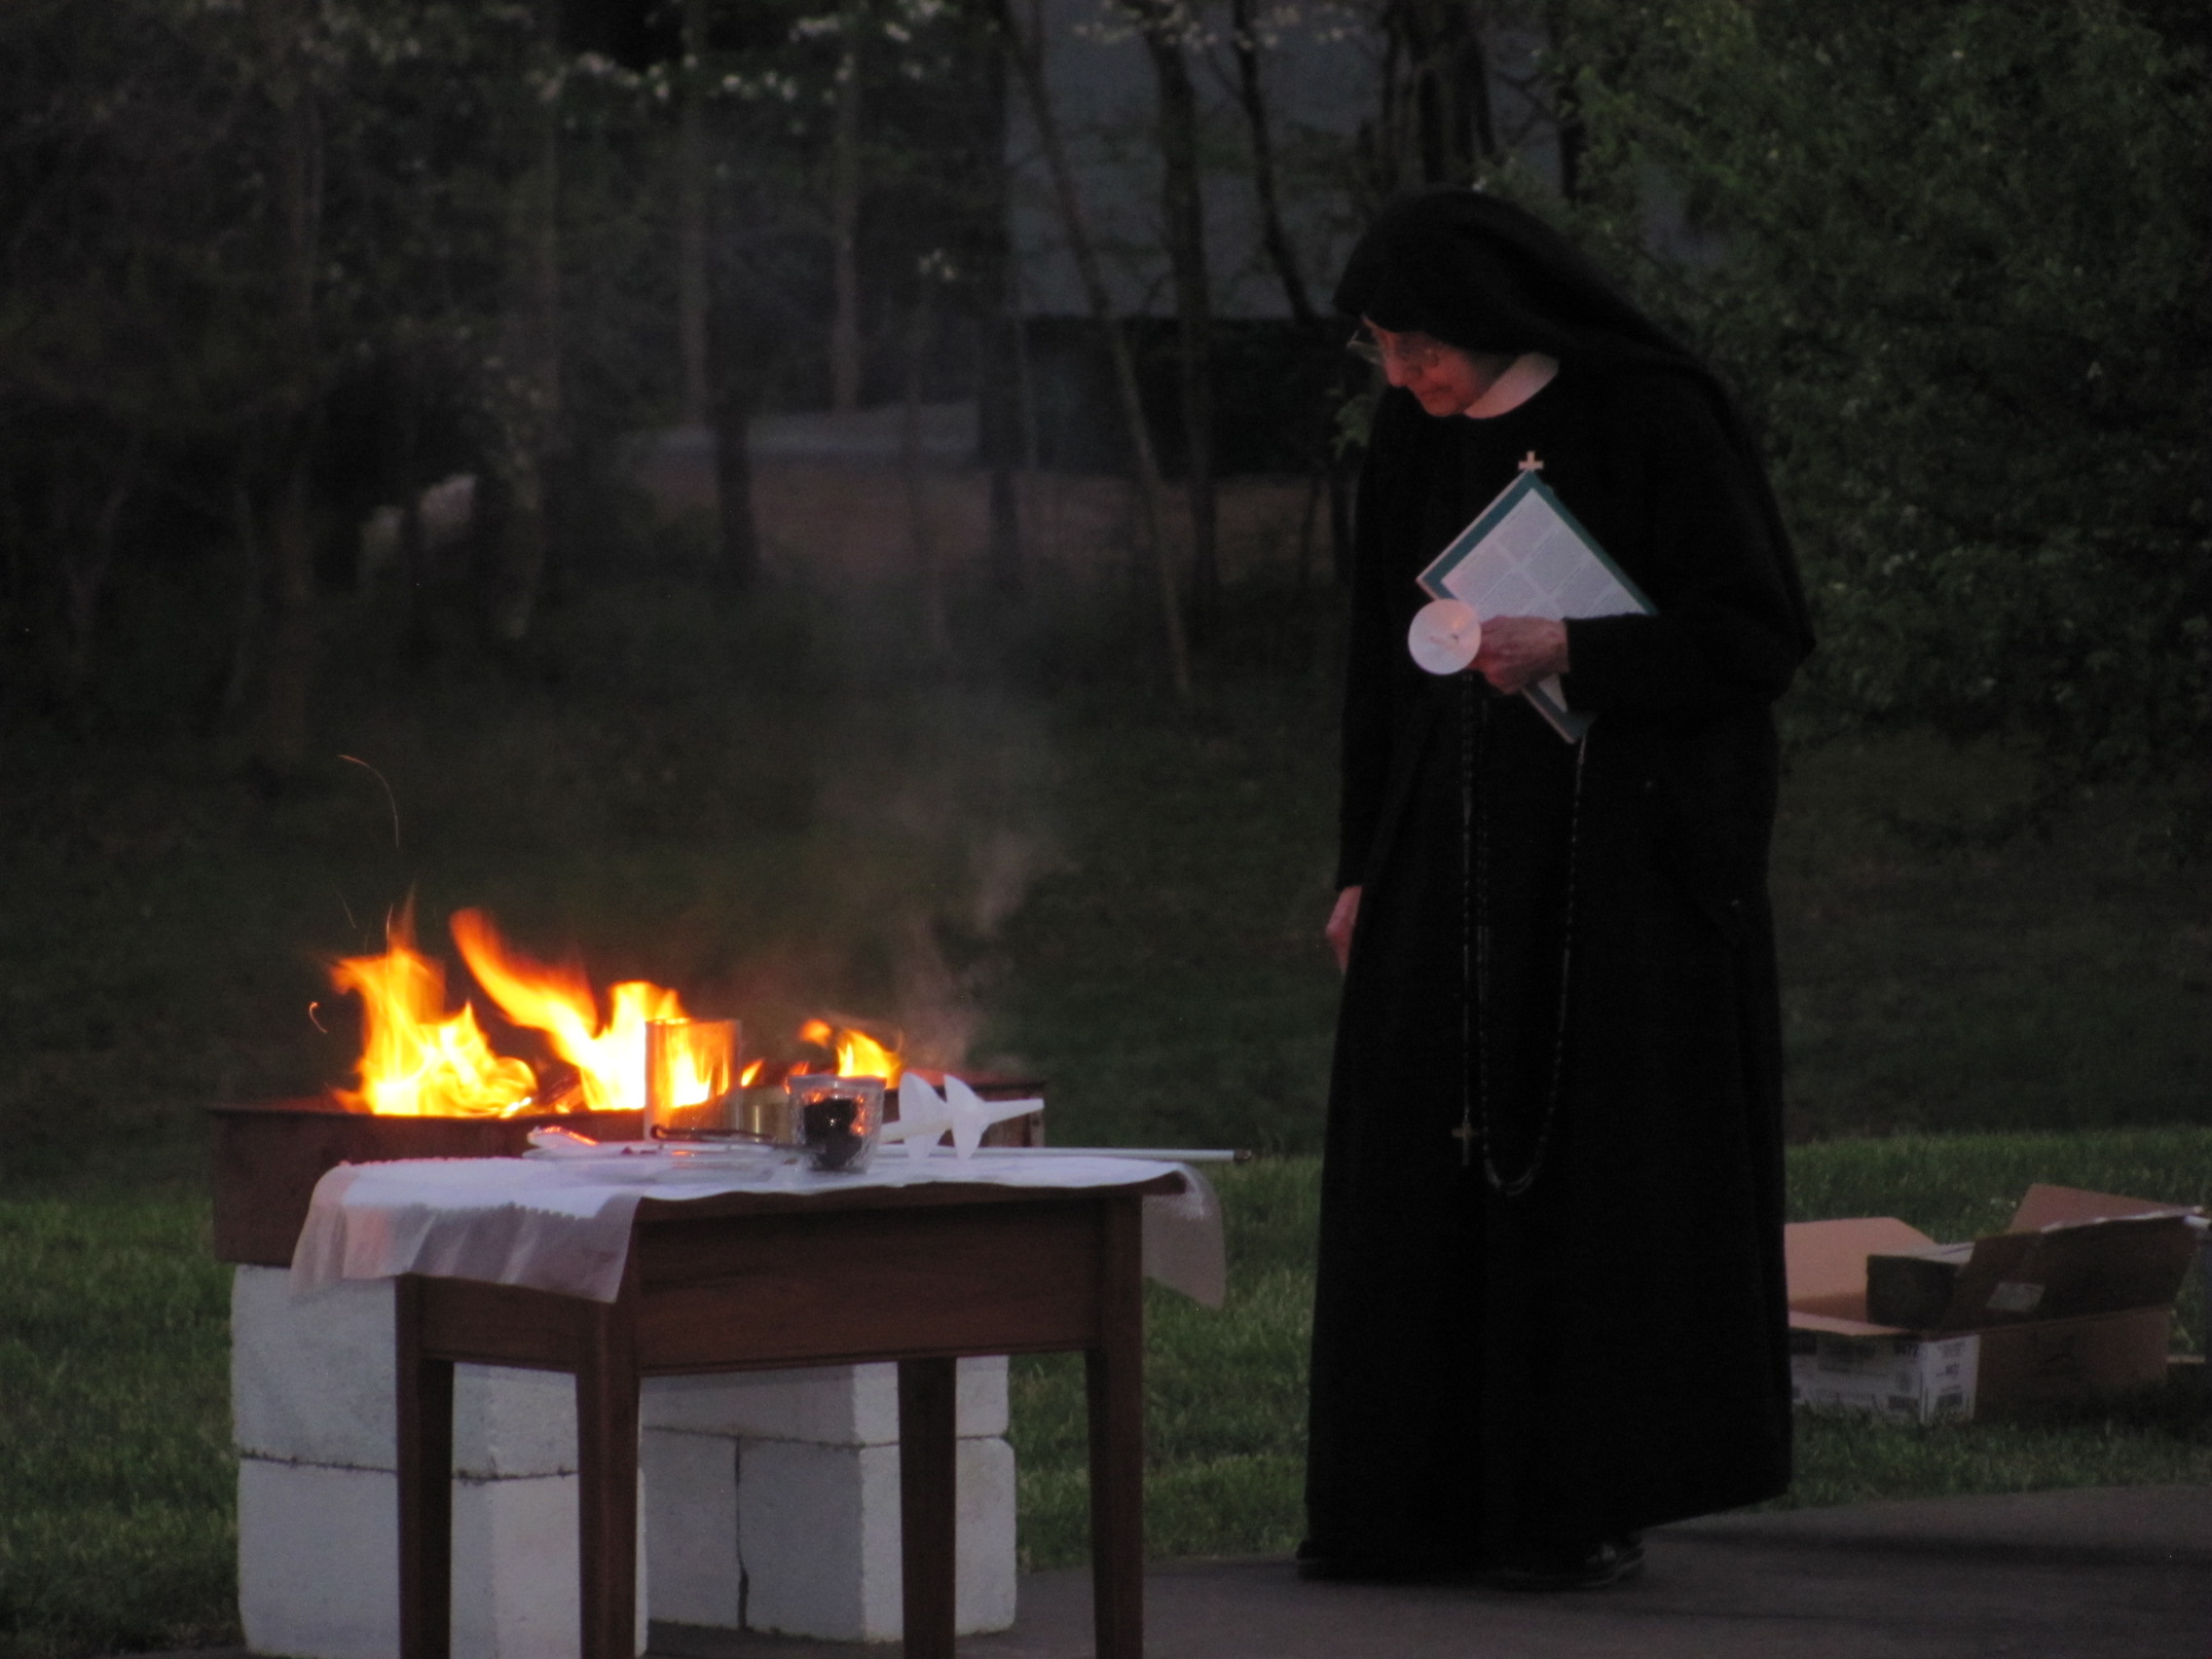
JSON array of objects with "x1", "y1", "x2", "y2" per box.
[
  {"x1": 1559, "y1": 0, "x2": 2212, "y2": 790},
  {"x1": 1770, "y1": 733, "x2": 2212, "y2": 1141}
]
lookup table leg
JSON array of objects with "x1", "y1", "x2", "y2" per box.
[
  {"x1": 1088, "y1": 1198, "x2": 1145, "y2": 1659},
  {"x1": 575, "y1": 1295, "x2": 641, "y2": 1659},
  {"x1": 898, "y1": 1355, "x2": 959, "y2": 1659},
  {"x1": 396, "y1": 1276, "x2": 455, "y2": 1659}
]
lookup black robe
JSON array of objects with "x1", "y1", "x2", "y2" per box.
[{"x1": 1305, "y1": 362, "x2": 1802, "y2": 1569}]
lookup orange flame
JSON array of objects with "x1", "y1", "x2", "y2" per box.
[
  {"x1": 797, "y1": 1017, "x2": 903, "y2": 1083},
  {"x1": 665, "y1": 1039, "x2": 724, "y2": 1106},
  {"x1": 649, "y1": 1017, "x2": 735, "y2": 1111},
  {"x1": 451, "y1": 908, "x2": 685, "y2": 1112},
  {"x1": 328, "y1": 905, "x2": 537, "y2": 1117}
]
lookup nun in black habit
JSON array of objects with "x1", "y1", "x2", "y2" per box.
[{"x1": 1304, "y1": 189, "x2": 1813, "y2": 1589}]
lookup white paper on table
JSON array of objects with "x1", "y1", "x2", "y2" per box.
[
  {"x1": 1416, "y1": 469, "x2": 1654, "y2": 741},
  {"x1": 290, "y1": 1151, "x2": 1225, "y2": 1308}
]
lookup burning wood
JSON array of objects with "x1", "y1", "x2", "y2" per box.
[
  {"x1": 451, "y1": 907, "x2": 686, "y2": 1113},
  {"x1": 327, "y1": 903, "x2": 537, "y2": 1117},
  {"x1": 325, "y1": 903, "x2": 908, "y2": 1120}
]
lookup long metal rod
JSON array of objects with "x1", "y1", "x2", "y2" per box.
[{"x1": 963, "y1": 1146, "x2": 1249, "y2": 1163}]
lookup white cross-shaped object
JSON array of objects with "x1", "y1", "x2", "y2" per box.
[
  {"x1": 882, "y1": 1072, "x2": 1043, "y2": 1161},
  {"x1": 1518, "y1": 450, "x2": 1544, "y2": 472}
]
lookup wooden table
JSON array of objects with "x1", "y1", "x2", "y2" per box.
[{"x1": 393, "y1": 1173, "x2": 1179, "y2": 1659}]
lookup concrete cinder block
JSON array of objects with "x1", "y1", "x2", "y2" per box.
[
  {"x1": 730, "y1": 1436, "x2": 1016, "y2": 1641},
  {"x1": 949, "y1": 1434, "x2": 1018, "y2": 1633},
  {"x1": 956, "y1": 1358, "x2": 1011, "y2": 1439},
  {"x1": 232, "y1": 1273, "x2": 574, "y2": 1477},
  {"x1": 237, "y1": 1457, "x2": 396, "y2": 1659},
  {"x1": 640, "y1": 1429, "x2": 742, "y2": 1630},
  {"x1": 732, "y1": 1439, "x2": 903, "y2": 1641},
  {"x1": 233, "y1": 1266, "x2": 577, "y2": 1477},
  {"x1": 232, "y1": 1269, "x2": 394, "y2": 1472},
  {"x1": 641, "y1": 1357, "x2": 1008, "y2": 1445},
  {"x1": 237, "y1": 1456, "x2": 646, "y2": 1659}
]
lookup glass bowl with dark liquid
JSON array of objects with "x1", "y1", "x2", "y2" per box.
[{"x1": 785, "y1": 1073, "x2": 883, "y2": 1173}]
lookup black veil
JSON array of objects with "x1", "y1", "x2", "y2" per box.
[{"x1": 1336, "y1": 187, "x2": 1813, "y2": 660}]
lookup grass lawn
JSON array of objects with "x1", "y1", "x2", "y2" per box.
[{"x1": 0, "y1": 1186, "x2": 235, "y2": 1659}]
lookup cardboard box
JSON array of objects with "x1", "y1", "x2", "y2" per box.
[
  {"x1": 1786, "y1": 1185, "x2": 2203, "y2": 1422},
  {"x1": 1788, "y1": 1328, "x2": 1977, "y2": 1424}
]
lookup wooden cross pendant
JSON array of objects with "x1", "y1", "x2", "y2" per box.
[{"x1": 1518, "y1": 451, "x2": 1544, "y2": 473}]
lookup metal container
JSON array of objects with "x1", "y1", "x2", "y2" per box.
[{"x1": 208, "y1": 1096, "x2": 645, "y2": 1268}]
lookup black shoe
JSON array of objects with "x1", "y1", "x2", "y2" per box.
[{"x1": 1486, "y1": 1533, "x2": 1644, "y2": 1592}]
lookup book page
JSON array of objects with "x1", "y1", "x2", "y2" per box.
[
  {"x1": 1416, "y1": 474, "x2": 1653, "y2": 742},
  {"x1": 1428, "y1": 490, "x2": 1644, "y2": 623}
]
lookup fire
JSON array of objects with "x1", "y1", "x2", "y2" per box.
[
  {"x1": 450, "y1": 908, "x2": 685, "y2": 1112},
  {"x1": 325, "y1": 902, "x2": 909, "y2": 1117},
  {"x1": 663, "y1": 1039, "x2": 722, "y2": 1106},
  {"x1": 648, "y1": 1016, "x2": 735, "y2": 1112},
  {"x1": 798, "y1": 1017, "x2": 903, "y2": 1083},
  {"x1": 329, "y1": 905, "x2": 537, "y2": 1117}
]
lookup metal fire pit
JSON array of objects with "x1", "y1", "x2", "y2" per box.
[
  {"x1": 209, "y1": 1096, "x2": 647, "y2": 1268},
  {"x1": 210, "y1": 1077, "x2": 1044, "y2": 1269}
]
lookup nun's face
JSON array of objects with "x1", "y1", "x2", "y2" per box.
[{"x1": 1362, "y1": 321, "x2": 1509, "y2": 417}]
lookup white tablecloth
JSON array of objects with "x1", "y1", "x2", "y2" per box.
[{"x1": 291, "y1": 1150, "x2": 1224, "y2": 1307}]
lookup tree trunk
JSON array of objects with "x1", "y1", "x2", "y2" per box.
[
  {"x1": 1372, "y1": 0, "x2": 1496, "y2": 190},
  {"x1": 1330, "y1": 447, "x2": 1355, "y2": 586},
  {"x1": 246, "y1": 0, "x2": 324, "y2": 775},
  {"x1": 829, "y1": 0, "x2": 866, "y2": 413},
  {"x1": 988, "y1": 0, "x2": 1190, "y2": 700},
  {"x1": 1543, "y1": 0, "x2": 1588, "y2": 203},
  {"x1": 219, "y1": 463, "x2": 264, "y2": 716},
  {"x1": 1229, "y1": 0, "x2": 1314, "y2": 326},
  {"x1": 706, "y1": 238, "x2": 764, "y2": 592},
  {"x1": 974, "y1": 37, "x2": 1024, "y2": 597},
  {"x1": 491, "y1": 19, "x2": 563, "y2": 645},
  {"x1": 1132, "y1": 3, "x2": 1218, "y2": 628},
  {"x1": 1404, "y1": 0, "x2": 1495, "y2": 182},
  {"x1": 257, "y1": 455, "x2": 318, "y2": 770},
  {"x1": 983, "y1": 344, "x2": 1024, "y2": 596},
  {"x1": 710, "y1": 394, "x2": 760, "y2": 590},
  {"x1": 57, "y1": 428, "x2": 145, "y2": 697},
  {"x1": 1227, "y1": 0, "x2": 1353, "y2": 589},
  {"x1": 903, "y1": 287, "x2": 950, "y2": 657},
  {"x1": 676, "y1": 0, "x2": 711, "y2": 425}
]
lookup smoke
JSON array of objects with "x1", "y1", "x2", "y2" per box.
[{"x1": 810, "y1": 681, "x2": 1064, "y2": 1074}]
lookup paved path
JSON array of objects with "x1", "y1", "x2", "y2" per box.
[{"x1": 668, "y1": 1487, "x2": 2212, "y2": 1659}]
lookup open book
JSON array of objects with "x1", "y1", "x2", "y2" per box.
[{"x1": 1416, "y1": 467, "x2": 1655, "y2": 741}]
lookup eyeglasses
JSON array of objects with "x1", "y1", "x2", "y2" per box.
[{"x1": 1346, "y1": 327, "x2": 1448, "y2": 374}]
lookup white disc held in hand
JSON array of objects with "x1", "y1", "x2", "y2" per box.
[{"x1": 1408, "y1": 599, "x2": 1483, "y2": 675}]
